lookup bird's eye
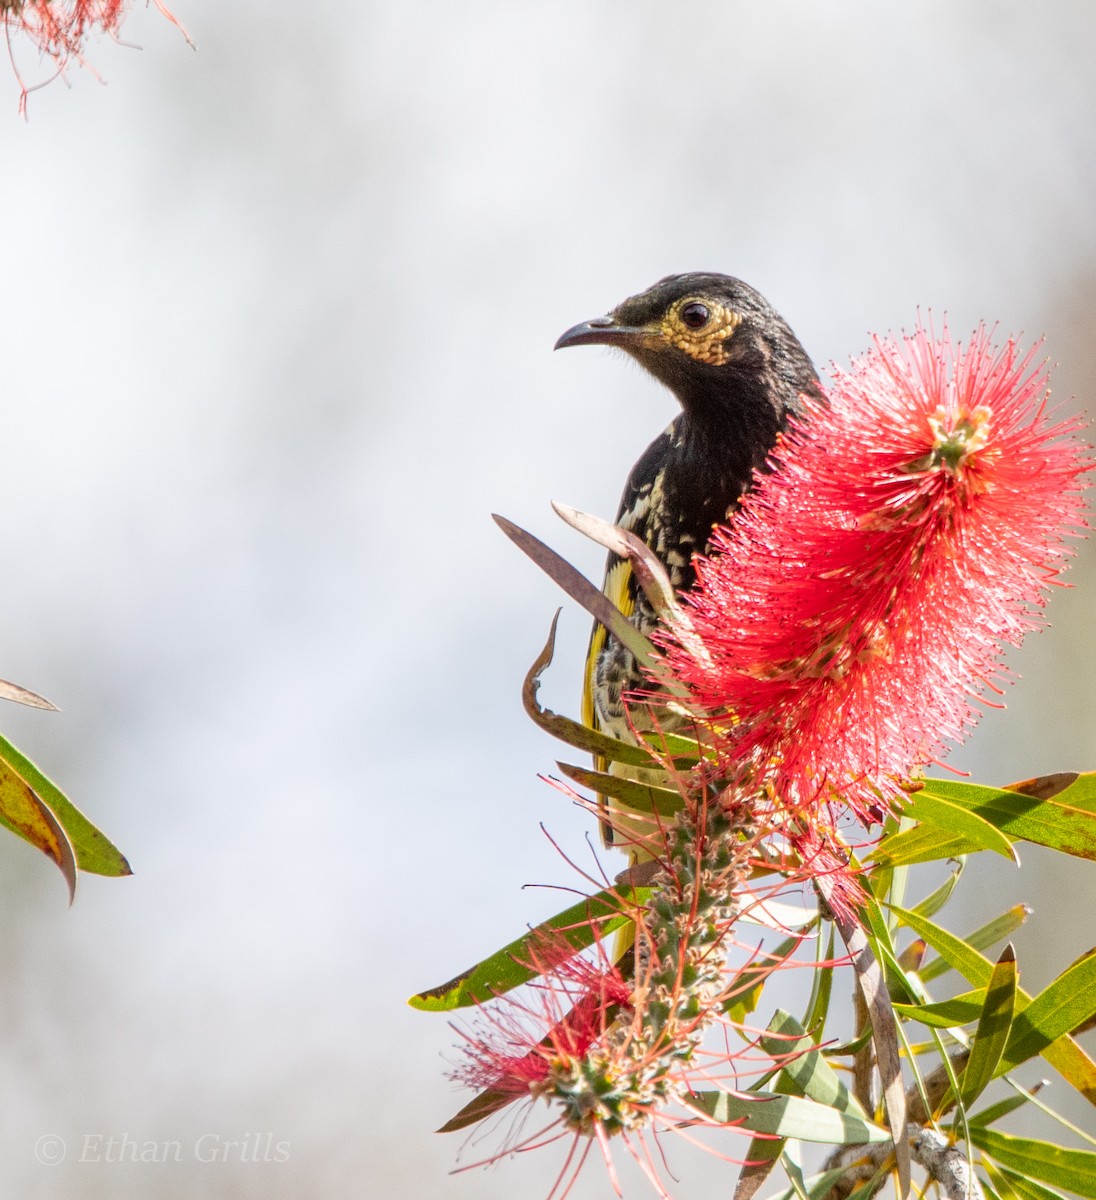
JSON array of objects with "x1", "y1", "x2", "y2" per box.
[{"x1": 680, "y1": 302, "x2": 710, "y2": 330}]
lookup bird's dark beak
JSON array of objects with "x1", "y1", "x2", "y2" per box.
[{"x1": 554, "y1": 315, "x2": 648, "y2": 351}]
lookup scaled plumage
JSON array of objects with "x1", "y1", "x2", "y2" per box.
[{"x1": 556, "y1": 273, "x2": 822, "y2": 853}]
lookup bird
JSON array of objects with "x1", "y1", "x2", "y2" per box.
[{"x1": 554, "y1": 272, "x2": 823, "y2": 860}]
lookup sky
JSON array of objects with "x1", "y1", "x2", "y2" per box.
[{"x1": 0, "y1": 3, "x2": 1093, "y2": 1197}]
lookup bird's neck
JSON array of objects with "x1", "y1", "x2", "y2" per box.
[
  {"x1": 656, "y1": 386, "x2": 789, "y2": 568},
  {"x1": 675, "y1": 391, "x2": 783, "y2": 492}
]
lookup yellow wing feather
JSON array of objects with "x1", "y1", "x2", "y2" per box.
[{"x1": 583, "y1": 557, "x2": 635, "y2": 844}]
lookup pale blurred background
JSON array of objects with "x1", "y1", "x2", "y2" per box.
[{"x1": 0, "y1": 2, "x2": 1092, "y2": 1196}]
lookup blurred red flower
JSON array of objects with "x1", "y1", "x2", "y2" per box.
[{"x1": 3, "y1": 0, "x2": 186, "y2": 111}]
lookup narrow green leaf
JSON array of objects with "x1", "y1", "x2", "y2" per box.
[
  {"x1": 893, "y1": 989, "x2": 987, "y2": 1029},
  {"x1": 555, "y1": 762, "x2": 684, "y2": 818},
  {"x1": 802, "y1": 925, "x2": 836, "y2": 1042},
  {"x1": 642, "y1": 729, "x2": 703, "y2": 759},
  {"x1": 992, "y1": 1164, "x2": 1071, "y2": 1200},
  {"x1": 970, "y1": 1128, "x2": 1096, "y2": 1197},
  {"x1": 765, "y1": 1163, "x2": 853, "y2": 1200},
  {"x1": 761, "y1": 1010, "x2": 867, "y2": 1118},
  {"x1": 918, "y1": 775, "x2": 1096, "y2": 862},
  {"x1": 871, "y1": 820, "x2": 980, "y2": 867},
  {"x1": 821, "y1": 1027, "x2": 873, "y2": 1058},
  {"x1": 1001, "y1": 948, "x2": 1096, "y2": 1072},
  {"x1": 685, "y1": 1090, "x2": 891, "y2": 1143},
  {"x1": 960, "y1": 945, "x2": 1017, "y2": 1107},
  {"x1": 981, "y1": 1160, "x2": 1028, "y2": 1200},
  {"x1": 917, "y1": 906, "x2": 1031, "y2": 983},
  {"x1": 408, "y1": 887, "x2": 648, "y2": 1010},
  {"x1": 903, "y1": 788, "x2": 1019, "y2": 861},
  {"x1": 0, "y1": 753, "x2": 76, "y2": 900},
  {"x1": 911, "y1": 860, "x2": 964, "y2": 919},
  {"x1": 859, "y1": 886, "x2": 894, "y2": 948},
  {"x1": 893, "y1": 907, "x2": 1096, "y2": 1106},
  {"x1": 0, "y1": 732, "x2": 129, "y2": 878},
  {"x1": 969, "y1": 1088, "x2": 1043, "y2": 1129},
  {"x1": 777, "y1": 1146, "x2": 811, "y2": 1200},
  {"x1": 863, "y1": 888, "x2": 924, "y2": 1004}
]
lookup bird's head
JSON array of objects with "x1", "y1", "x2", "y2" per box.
[{"x1": 555, "y1": 272, "x2": 820, "y2": 420}]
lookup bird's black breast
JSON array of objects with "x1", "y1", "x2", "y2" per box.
[{"x1": 614, "y1": 400, "x2": 778, "y2": 602}]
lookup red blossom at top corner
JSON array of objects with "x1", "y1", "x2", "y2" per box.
[
  {"x1": 2, "y1": 0, "x2": 188, "y2": 113},
  {"x1": 663, "y1": 323, "x2": 1090, "y2": 825}
]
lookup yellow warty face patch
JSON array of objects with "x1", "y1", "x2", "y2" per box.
[{"x1": 659, "y1": 298, "x2": 742, "y2": 366}]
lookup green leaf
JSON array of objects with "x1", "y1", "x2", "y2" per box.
[
  {"x1": 0, "y1": 752, "x2": 76, "y2": 900},
  {"x1": 902, "y1": 787, "x2": 1019, "y2": 861},
  {"x1": 969, "y1": 1088, "x2": 1042, "y2": 1130},
  {"x1": 1001, "y1": 948, "x2": 1096, "y2": 1072},
  {"x1": 685, "y1": 1089, "x2": 891, "y2": 1143},
  {"x1": 862, "y1": 888, "x2": 924, "y2": 1004},
  {"x1": 911, "y1": 859, "x2": 964, "y2": 920},
  {"x1": 991, "y1": 1164, "x2": 1071, "y2": 1200},
  {"x1": 765, "y1": 1163, "x2": 854, "y2": 1200},
  {"x1": 981, "y1": 1173, "x2": 1011, "y2": 1200},
  {"x1": 802, "y1": 924, "x2": 836, "y2": 1041},
  {"x1": 408, "y1": 887, "x2": 648, "y2": 1011},
  {"x1": 642, "y1": 729, "x2": 703, "y2": 760},
  {"x1": 775, "y1": 1149, "x2": 810, "y2": 1200},
  {"x1": 971, "y1": 1128, "x2": 1096, "y2": 1198},
  {"x1": 0, "y1": 732, "x2": 130, "y2": 878},
  {"x1": 917, "y1": 905, "x2": 1031, "y2": 983},
  {"x1": 555, "y1": 762, "x2": 684, "y2": 818},
  {"x1": 871, "y1": 820, "x2": 981, "y2": 867},
  {"x1": 960, "y1": 945, "x2": 1017, "y2": 1107},
  {"x1": 761, "y1": 1010, "x2": 868, "y2": 1117},
  {"x1": 893, "y1": 905, "x2": 1096, "y2": 1107},
  {"x1": 917, "y1": 775, "x2": 1096, "y2": 861},
  {"x1": 893, "y1": 989, "x2": 987, "y2": 1029},
  {"x1": 859, "y1": 885, "x2": 895, "y2": 947},
  {"x1": 821, "y1": 1027, "x2": 873, "y2": 1058}
]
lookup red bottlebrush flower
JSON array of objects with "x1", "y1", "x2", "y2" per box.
[
  {"x1": 451, "y1": 943, "x2": 633, "y2": 1104},
  {"x1": 2, "y1": 0, "x2": 188, "y2": 113},
  {"x1": 664, "y1": 324, "x2": 1089, "y2": 826}
]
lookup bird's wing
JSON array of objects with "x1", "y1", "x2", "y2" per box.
[
  {"x1": 582, "y1": 427, "x2": 675, "y2": 849},
  {"x1": 582, "y1": 555, "x2": 635, "y2": 739}
]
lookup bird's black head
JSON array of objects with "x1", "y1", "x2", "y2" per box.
[{"x1": 555, "y1": 272, "x2": 821, "y2": 423}]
